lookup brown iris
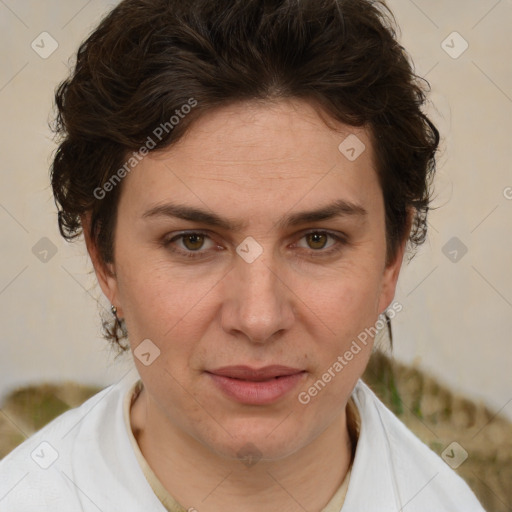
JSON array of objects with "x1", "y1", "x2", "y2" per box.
[
  {"x1": 183, "y1": 234, "x2": 205, "y2": 251},
  {"x1": 306, "y1": 233, "x2": 328, "y2": 250}
]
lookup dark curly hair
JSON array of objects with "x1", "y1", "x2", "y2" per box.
[{"x1": 51, "y1": 0, "x2": 439, "y2": 350}]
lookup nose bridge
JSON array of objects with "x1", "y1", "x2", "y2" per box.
[
  {"x1": 222, "y1": 251, "x2": 294, "y2": 343},
  {"x1": 243, "y1": 256, "x2": 278, "y2": 301}
]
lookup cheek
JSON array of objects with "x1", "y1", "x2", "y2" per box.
[
  {"x1": 117, "y1": 265, "x2": 212, "y2": 401},
  {"x1": 115, "y1": 249, "x2": 218, "y2": 337},
  {"x1": 296, "y1": 265, "x2": 383, "y2": 390},
  {"x1": 306, "y1": 265, "x2": 383, "y2": 338},
  {"x1": 296, "y1": 276, "x2": 379, "y2": 410}
]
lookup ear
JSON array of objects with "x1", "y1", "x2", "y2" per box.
[
  {"x1": 377, "y1": 239, "x2": 406, "y2": 314},
  {"x1": 81, "y1": 213, "x2": 123, "y2": 316},
  {"x1": 377, "y1": 210, "x2": 413, "y2": 314}
]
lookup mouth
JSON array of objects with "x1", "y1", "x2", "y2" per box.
[{"x1": 206, "y1": 365, "x2": 307, "y2": 405}]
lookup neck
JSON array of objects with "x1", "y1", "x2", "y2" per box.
[{"x1": 130, "y1": 386, "x2": 353, "y2": 512}]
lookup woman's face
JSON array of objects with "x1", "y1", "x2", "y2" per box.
[{"x1": 93, "y1": 99, "x2": 404, "y2": 461}]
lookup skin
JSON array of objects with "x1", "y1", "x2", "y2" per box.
[{"x1": 84, "y1": 98, "x2": 408, "y2": 512}]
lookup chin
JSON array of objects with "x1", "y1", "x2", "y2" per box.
[{"x1": 198, "y1": 419, "x2": 308, "y2": 464}]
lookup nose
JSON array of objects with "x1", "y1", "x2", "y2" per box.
[{"x1": 220, "y1": 253, "x2": 295, "y2": 345}]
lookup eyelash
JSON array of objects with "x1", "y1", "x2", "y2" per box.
[{"x1": 162, "y1": 230, "x2": 348, "y2": 260}]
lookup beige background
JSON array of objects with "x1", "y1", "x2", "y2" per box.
[{"x1": 0, "y1": 0, "x2": 511, "y2": 420}]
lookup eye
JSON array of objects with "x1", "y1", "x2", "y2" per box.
[
  {"x1": 163, "y1": 231, "x2": 218, "y2": 257},
  {"x1": 162, "y1": 229, "x2": 347, "y2": 260},
  {"x1": 294, "y1": 230, "x2": 346, "y2": 256},
  {"x1": 181, "y1": 233, "x2": 207, "y2": 251},
  {"x1": 302, "y1": 232, "x2": 332, "y2": 250}
]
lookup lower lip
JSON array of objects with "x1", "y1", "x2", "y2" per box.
[{"x1": 207, "y1": 372, "x2": 306, "y2": 405}]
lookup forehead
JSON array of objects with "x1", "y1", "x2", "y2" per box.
[
  {"x1": 120, "y1": 99, "x2": 382, "y2": 222},
  {"x1": 158, "y1": 99, "x2": 373, "y2": 174}
]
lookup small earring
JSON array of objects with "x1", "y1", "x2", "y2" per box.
[
  {"x1": 110, "y1": 304, "x2": 128, "y2": 339},
  {"x1": 384, "y1": 311, "x2": 393, "y2": 349}
]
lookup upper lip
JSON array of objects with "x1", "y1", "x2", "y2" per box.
[{"x1": 207, "y1": 365, "x2": 305, "y2": 381}]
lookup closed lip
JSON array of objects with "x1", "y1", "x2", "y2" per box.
[{"x1": 206, "y1": 365, "x2": 305, "y2": 381}]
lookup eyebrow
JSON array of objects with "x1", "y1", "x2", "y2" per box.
[{"x1": 142, "y1": 199, "x2": 367, "y2": 231}]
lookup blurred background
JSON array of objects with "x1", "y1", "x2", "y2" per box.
[{"x1": 1, "y1": 0, "x2": 511, "y2": 510}]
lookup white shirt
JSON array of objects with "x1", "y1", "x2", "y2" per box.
[{"x1": 0, "y1": 371, "x2": 486, "y2": 511}]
